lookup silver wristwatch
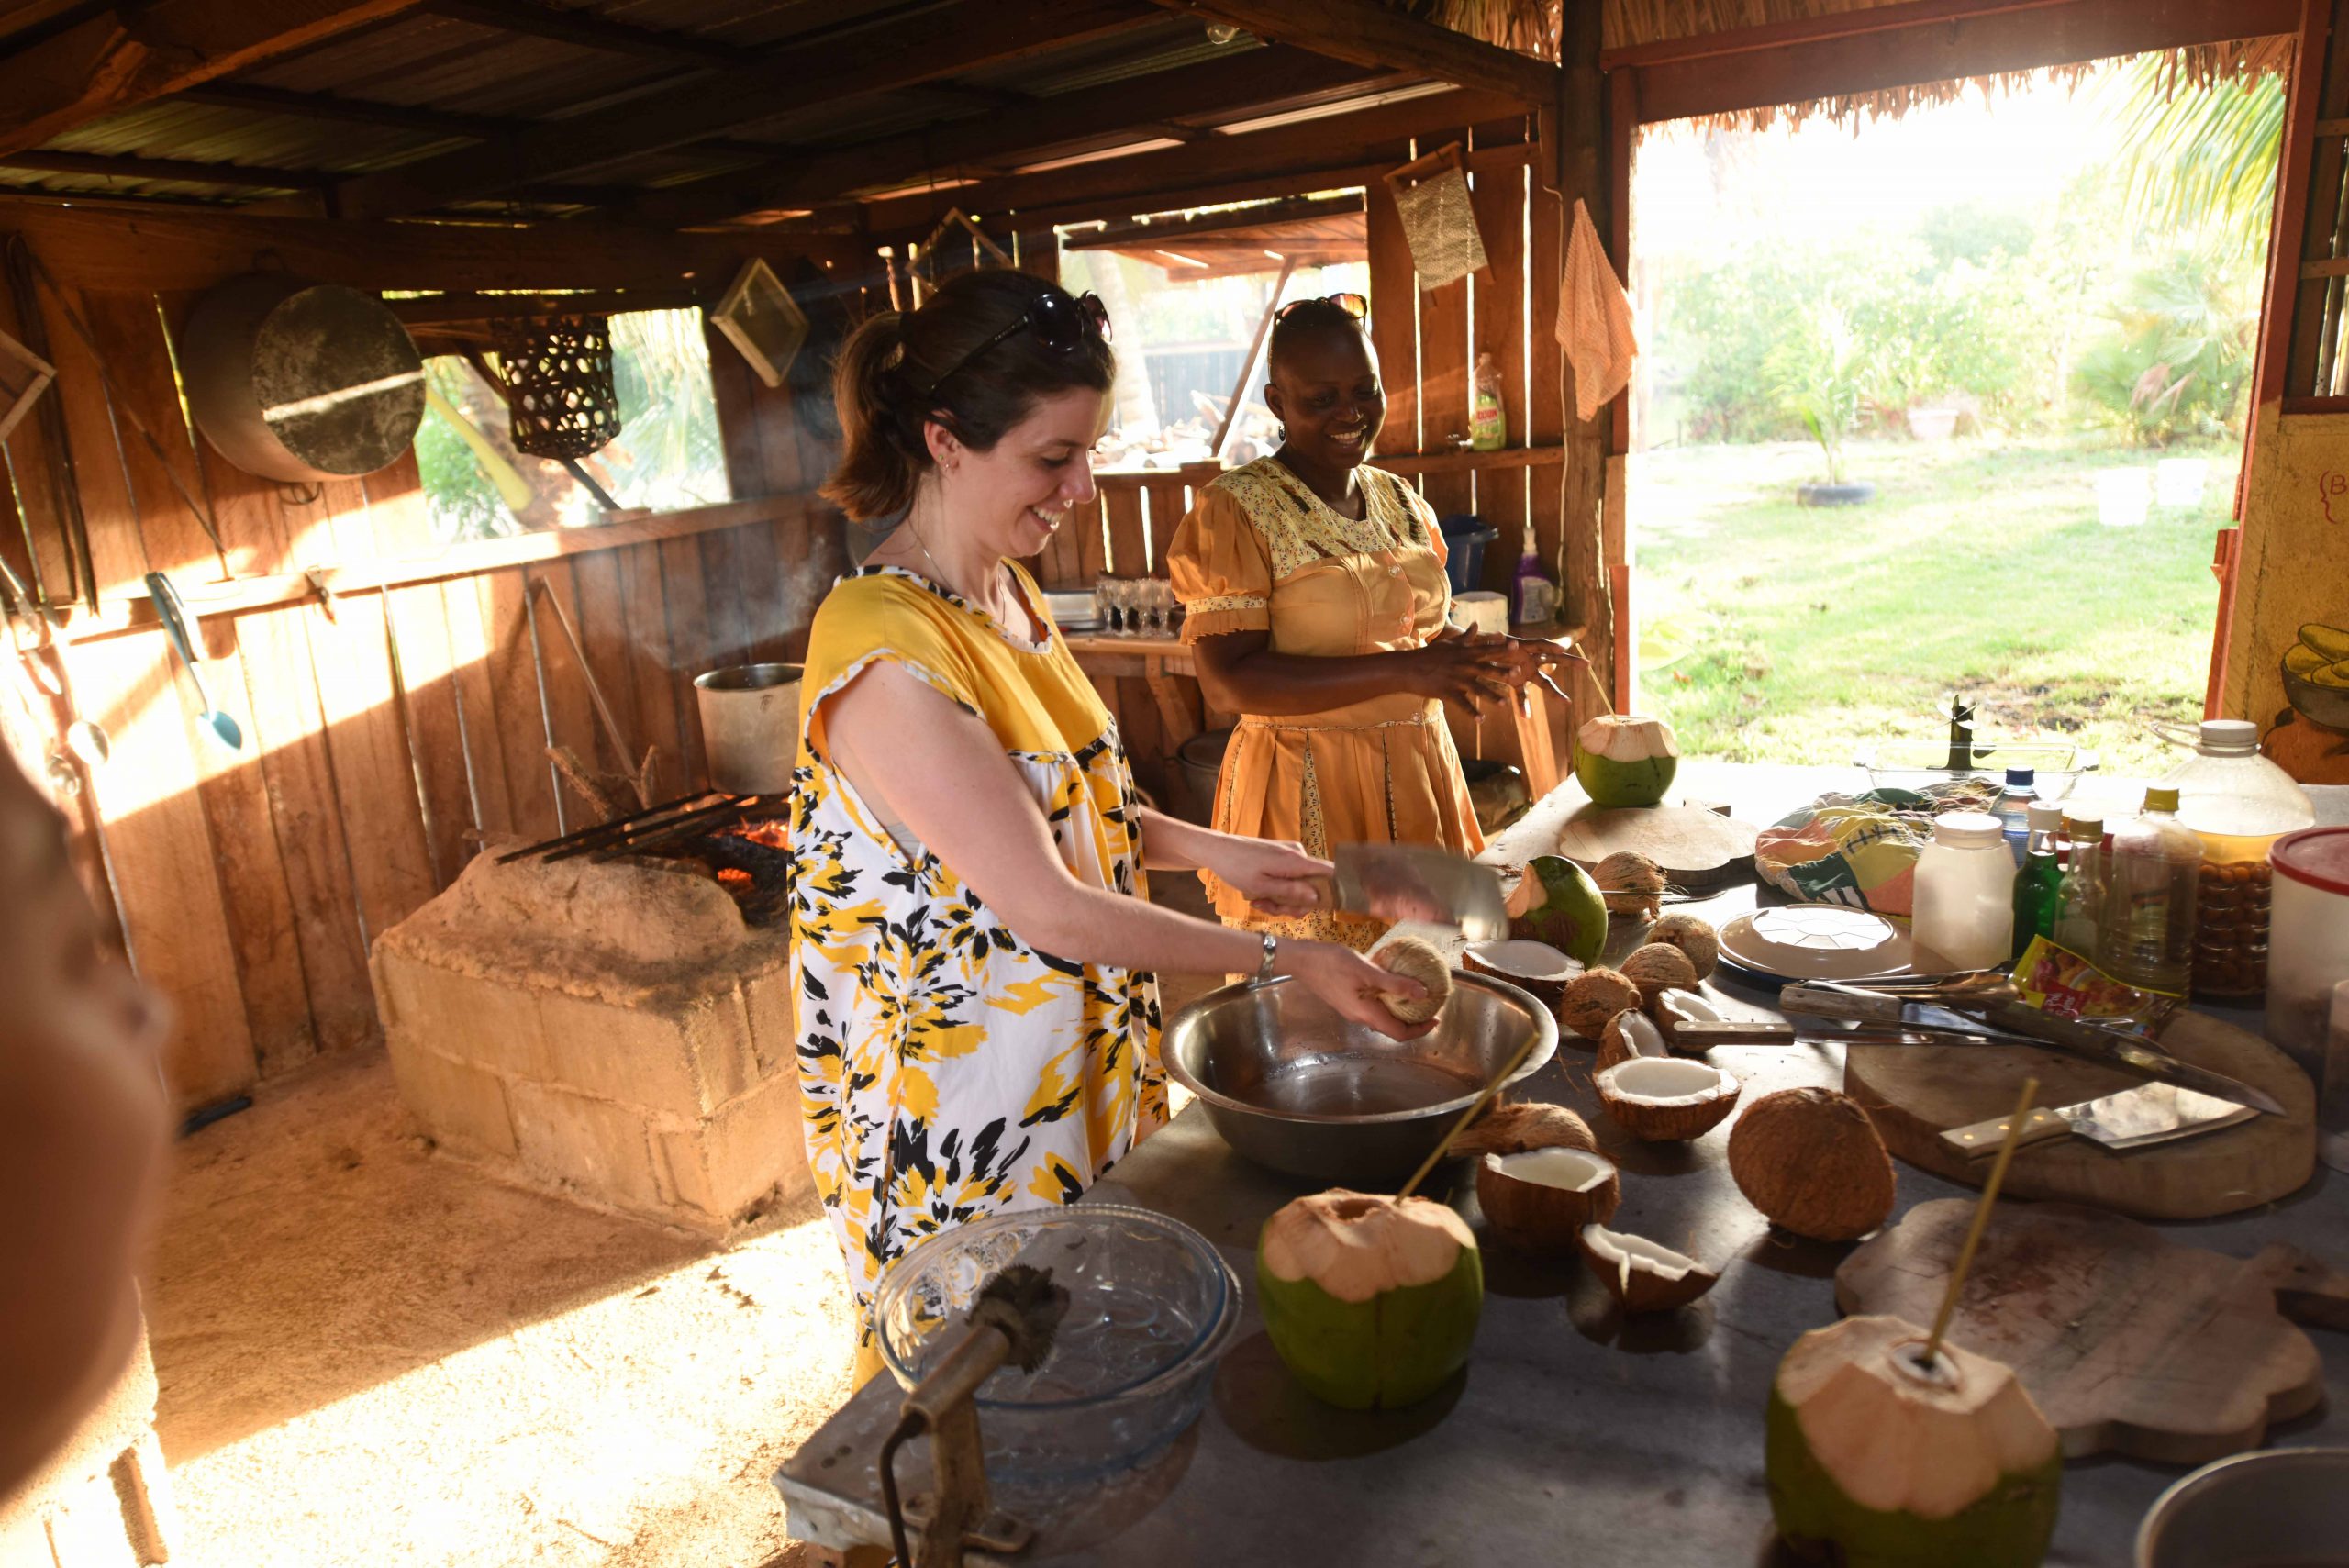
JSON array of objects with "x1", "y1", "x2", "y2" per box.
[{"x1": 1253, "y1": 931, "x2": 1279, "y2": 987}]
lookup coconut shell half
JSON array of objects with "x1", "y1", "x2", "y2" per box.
[
  {"x1": 1450, "y1": 1099, "x2": 1598, "y2": 1159},
  {"x1": 1595, "y1": 1056, "x2": 1742, "y2": 1141},
  {"x1": 1728, "y1": 1087, "x2": 1898, "y2": 1241},
  {"x1": 1651, "y1": 987, "x2": 1722, "y2": 1051},
  {"x1": 1477, "y1": 1148, "x2": 1620, "y2": 1253},
  {"x1": 1577, "y1": 1224, "x2": 1719, "y2": 1313},
  {"x1": 1595, "y1": 1009, "x2": 1668, "y2": 1073},
  {"x1": 1464, "y1": 939, "x2": 1582, "y2": 1012}
]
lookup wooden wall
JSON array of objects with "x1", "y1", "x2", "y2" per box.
[{"x1": 0, "y1": 217, "x2": 860, "y2": 1111}]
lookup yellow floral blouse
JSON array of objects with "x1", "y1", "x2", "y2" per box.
[{"x1": 786, "y1": 562, "x2": 1166, "y2": 1383}]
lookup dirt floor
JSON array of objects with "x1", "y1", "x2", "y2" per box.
[{"x1": 149, "y1": 890, "x2": 1224, "y2": 1568}]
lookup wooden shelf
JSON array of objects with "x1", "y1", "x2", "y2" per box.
[{"x1": 1368, "y1": 444, "x2": 1567, "y2": 475}]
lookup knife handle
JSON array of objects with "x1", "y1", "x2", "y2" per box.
[
  {"x1": 1939, "y1": 1107, "x2": 2071, "y2": 1160},
  {"x1": 1781, "y1": 984, "x2": 1905, "y2": 1023},
  {"x1": 1667, "y1": 1020, "x2": 1797, "y2": 1047}
]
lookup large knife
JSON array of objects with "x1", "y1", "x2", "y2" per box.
[
  {"x1": 1938, "y1": 1081, "x2": 2256, "y2": 1159},
  {"x1": 1311, "y1": 843, "x2": 1508, "y2": 940},
  {"x1": 1782, "y1": 984, "x2": 2287, "y2": 1117}
]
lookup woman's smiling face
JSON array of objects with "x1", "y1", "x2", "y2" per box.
[
  {"x1": 1264, "y1": 326, "x2": 1386, "y2": 473},
  {"x1": 927, "y1": 384, "x2": 1109, "y2": 557}
]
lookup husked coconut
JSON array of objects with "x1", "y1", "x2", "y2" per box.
[
  {"x1": 1644, "y1": 912, "x2": 1720, "y2": 980},
  {"x1": 1574, "y1": 715, "x2": 1679, "y2": 807},
  {"x1": 1557, "y1": 967, "x2": 1642, "y2": 1040},
  {"x1": 1450, "y1": 1099, "x2": 1597, "y2": 1158},
  {"x1": 1596, "y1": 1056, "x2": 1742, "y2": 1141},
  {"x1": 1595, "y1": 1008, "x2": 1668, "y2": 1073},
  {"x1": 1464, "y1": 939, "x2": 1583, "y2": 1012},
  {"x1": 1373, "y1": 936, "x2": 1453, "y2": 1024},
  {"x1": 1593, "y1": 850, "x2": 1668, "y2": 919},
  {"x1": 1476, "y1": 1147, "x2": 1620, "y2": 1253},
  {"x1": 1729, "y1": 1087, "x2": 1898, "y2": 1241},
  {"x1": 1257, "y1": 1191, "x2": 1482, "y2": 1410},
  {"x1": 1576, "y1": 1224, "x2": 1719, "y2": 1312},
  {"x1": 1619, "y1": 941, "x2": 1699, "y2": 1006}
]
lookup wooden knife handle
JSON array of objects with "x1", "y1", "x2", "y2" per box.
[
  {"x1": 1667, "y1": 1020, "x2": 1797, "y2": 1046},
  {"x1": 1938, "y1": 1107, "x2": 2071, "y2": 1160}
]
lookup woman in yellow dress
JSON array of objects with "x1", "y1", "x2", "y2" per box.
[
  {"x1": 1169, "y1": 294, "x2": 1573, "y2": 946},
  {"x1": 788, "y1": 271, "x2": 1429, "y2": 1383}
]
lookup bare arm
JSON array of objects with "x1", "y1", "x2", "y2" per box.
[
  {"x1": 825, "y1": 663, "x2": 1424, "y2": 1035},
  {"x1": 1190, "y1": 628, "x2": 1520, "y2": 718}
]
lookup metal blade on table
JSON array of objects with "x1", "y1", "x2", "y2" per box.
[
  {"x1": 1319, "y1": 843, "x2": 1508, "y2": 940},
  {"x1": 1939, "y1": 1082, "x2": 2257, "y2": 1160}
]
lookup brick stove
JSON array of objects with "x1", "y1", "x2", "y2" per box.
[{"x1": 371, "y1": 797, "x2": 809, "y2": 1232}]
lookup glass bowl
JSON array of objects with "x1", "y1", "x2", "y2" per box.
[
  {"x1": 1854, "y1": 739, "x2": 2095, "y2": 800},
  {"x1": 874, "y1": 1205, "x2": 1241, "y2": 1488}
]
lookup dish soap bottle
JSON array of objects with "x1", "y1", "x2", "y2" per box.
[
  {"x1": 2097, "y1": 787, "x2": 2201, "y2": 995},
  {"x1": 1470, "y1": 350, "x2": 1507, "y2": 451},
  {"x1": 1508, "y1": 531, "x2": 1556, "y2": 628}
]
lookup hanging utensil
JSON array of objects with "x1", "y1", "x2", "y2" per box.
[{"x1": 144, "y1": 572, "x2": 243, "y2": 751}]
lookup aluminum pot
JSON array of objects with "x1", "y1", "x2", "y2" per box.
[
  {"x1": 2136, "y1": 1447, "x2": 2349, "y2": 1566},
  {"x1": 694, "y1": 663, "x2": 801, "y2": 795},
  {"x1": 1162, "y1": 970, "x2": 1557, "y2": 1186}
]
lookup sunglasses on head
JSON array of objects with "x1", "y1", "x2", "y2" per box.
[
  {"x1": 1273, "y1": 292, "x2": 1369, "y2": 325},
  {"x1": 918, "y1": 288, "x2": 1111, "y2": 398}
]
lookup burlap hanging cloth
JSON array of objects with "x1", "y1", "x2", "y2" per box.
[
  {"x1": 1558, "y1": 197, "x2": 1638, "y2": 421},
  {"x1": 1383, "y1": 143, "x2": 1486, "y2": 291}
]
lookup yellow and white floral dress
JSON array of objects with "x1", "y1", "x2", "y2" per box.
[{"x1": 786, "y1": 562, "x2": 1166, "y2": 1383}]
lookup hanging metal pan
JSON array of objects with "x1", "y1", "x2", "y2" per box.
[{"x1": 180, "y1": 272, "x2": 427, "y2": 483}]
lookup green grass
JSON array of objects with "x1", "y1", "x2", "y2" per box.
[{"x1": 1631, "y1": 434, "x2": 2236, "y2": 778}]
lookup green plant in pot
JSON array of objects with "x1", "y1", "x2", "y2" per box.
[{"x1": 1772, "y1": 298, "x2": 1876, "y2": 507}]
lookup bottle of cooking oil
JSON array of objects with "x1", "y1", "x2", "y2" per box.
[
  {"x1": 2096, "y1": 787, "x2": 2202, "y2": 994},
  {"x1": 2159, "y1": 718, "x2": 2314, "y2": 999}
]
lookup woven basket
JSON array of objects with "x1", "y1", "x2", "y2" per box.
[{"x1": 489, "y1": 315, "x2": 621, "y2": 459}]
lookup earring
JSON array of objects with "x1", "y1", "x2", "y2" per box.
[{"x1": 1275, "y1": 423, "x2": 1286, "y2": 443}]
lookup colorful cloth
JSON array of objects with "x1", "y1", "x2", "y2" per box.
[
  {"x1": 1167, "y1": 457, "x2": 1484, "y2": 943},
  {"x1": 787, "y1": 562, "x2": 1165, "y2": 1385}
]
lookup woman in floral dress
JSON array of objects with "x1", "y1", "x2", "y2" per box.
[{"x1": 787, "y1": 270, "x2": 1427, "y2": 1382}]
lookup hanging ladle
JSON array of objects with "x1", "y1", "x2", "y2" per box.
[{"x1": 144, "y1": 572, "x2": 243, "y2": 751}]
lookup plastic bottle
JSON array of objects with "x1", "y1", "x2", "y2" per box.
[
  {"x1": 2052, "y1": 811, "x2": 2106, "y2": 956},
  {"x1": 2011, "y1": 800, "x2": 2066, "y2": 962},
  {"x1": 2096, "y1": 787, "x2": 2202, "y2": 995},
  {"x1": 1994, "y1": 767, "x2": 2037, "y2": 864},
  {"x1": 1508, "y1": 531, "x2": 1556, "y2": 628},
  {"x1": 1913, "y1": 812, "x2": 2016, "y2": 973},
  {"x1": 1470, "y1": 350, "x2": 1507, "y2": 451},
  {"x1": 2160, "y1": 717, "x2": 2316, "y2": 1000}
]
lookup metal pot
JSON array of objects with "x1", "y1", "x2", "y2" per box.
[
  {"x1": 1161, "y1": 970, "x2": 1556, "y2": 1186},
  {"x1": 180, "y1": 272, "x2": 426, "y2": 482},
  {"x1": 695, "y1": 663, "x2": 801, "y2": 795},
  {"x1": 2136, "y1": 1447, "x2": 2349, "y2": 1566}
]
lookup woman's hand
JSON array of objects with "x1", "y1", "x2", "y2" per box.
[
  {"x1": 1196, "y1": 834, "x2": 1327, "y2": 917},
  {"x1": 1407, "y1": 636, "x2": 1519, "y2": 714},
  {"x1": 1283, "y1": 939, "x2": 1436, "y2": 1040}
]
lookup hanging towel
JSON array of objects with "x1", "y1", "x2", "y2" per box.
[{"x1": 1558, "y1": 197, "x2": 1638, "y2": 422}]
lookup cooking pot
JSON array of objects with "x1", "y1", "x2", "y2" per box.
[{"x1": 694, "y1": 663, "x2": 800, "y2": 795}]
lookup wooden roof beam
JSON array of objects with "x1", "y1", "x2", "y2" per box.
[
  {"x1": 417, "y1": 0, "x2": 738, "y2": 64},
  {"x1": 177, "y1": 81, "x2": 512, "y2": 139},
  {"x1": 632, "y1": 45, "x2": 1391, "y2": 228},
  {"x1": 0, "y1": 0, "x2": 428, "y2": 156},
  {"x1": 0, "y1": 149, "x2": 340, "y2": 189},
  {"x1": 1063, "y1": 191, "x2": 1364, "y2": 248},
  {"x1": 328, "y1": 0, "x2": 1163, "y2": 220},
  {"x1": 1146, "y1": 0, "x2": 1557, "y2": 103}
]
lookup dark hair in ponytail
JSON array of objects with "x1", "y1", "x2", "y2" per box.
[{"x1": 823, "y1": 269, "x2": 1116, "y2": 521}]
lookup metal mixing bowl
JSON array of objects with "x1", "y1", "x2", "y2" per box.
[{"x1": 1161, "y1": 971, "x2": 1557, "y2": 1185}]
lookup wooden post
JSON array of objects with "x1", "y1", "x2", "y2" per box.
[{"x1": 1555, "y1": 0, "x2": 1616, "y2": 706}]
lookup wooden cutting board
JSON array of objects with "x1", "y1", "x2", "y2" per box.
[
  {"x1": 1838, "y1": 1199, "x2": 2349, "y2": 1464},
  {"x1": 1553, "y1": 804, "x2": 1758, "y2": 892},
  {"x1": 1844, "y1": 1010, "x2": 2315, "y2": 1220}
]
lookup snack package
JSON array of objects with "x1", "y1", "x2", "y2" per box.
[{"x1": 2008, "y1": 936, "x2": 2185, "y2": 1033}]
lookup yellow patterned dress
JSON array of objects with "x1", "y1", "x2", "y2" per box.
[
  {"x1": 1167, "y1": 456, "x2": 1484, "y2": 948},
  {"x1": 786, "y1": 563, "x2": 1166, "y2": 1383}
]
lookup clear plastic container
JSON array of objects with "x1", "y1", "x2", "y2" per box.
[
  {"x1": 1913, "y1": 812, "x2": 2016, "y2": 973},
  {"x1": 2052, "y1": 811, "x2": 2106, "y2": 956},
  {"x1": 2155, "y1": 719, "x2": 2317, "y2": 999},
  {"x1": 2097, "y1": 787, "x2": 2202, "y2": 995},
  {"x1": 2267, "y1": 828, "x2": 2349, "y2": 1110}
]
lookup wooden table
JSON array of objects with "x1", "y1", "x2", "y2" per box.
[{"x1": 776, "y1": 767, "x2": 2349, "y2": 1566}]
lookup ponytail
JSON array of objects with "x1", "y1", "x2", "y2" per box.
[{"x1": 822, "y1": 310, "x2": 921, "y2": 522}]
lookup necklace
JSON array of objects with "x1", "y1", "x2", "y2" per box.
[{"x1": 905, "y1": 521, "x2": 1017, "y2": 628}]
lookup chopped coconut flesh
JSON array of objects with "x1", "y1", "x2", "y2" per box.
[
  {"x1": 1577, "y1": 713, "x2": 1678, "y2": 761},
  {"x1": 1466, "y1": 940, "x2": 1584, "y2": 981},
  {"x1": 1260, "y1": 1191, "x2": 1475, "y2": 1303},
  {"x1": 1580, "y1": 1224, "x2": 1702, "y2": 1286},
  {"x1": 1603, "y1": 1058, "x2": 1735, "y2": 1105},
  {"x1": 1486, "y1": 1148, "x2": 1613, "y2": 1192},
  {"x1": 1607, "y1": 1012, "x2": 1667, "y2": 1057},
  {"x1": 1778, "y1": 1316, "x2": 2059, "y2": 1519}
]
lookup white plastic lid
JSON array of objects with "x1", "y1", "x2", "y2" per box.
[
  {"x1": 1932, "y1": 811, "x2": 2005, "y2": 848},
  {"x1": 2199, "y1": 718, "x2": 2259, "y2": 754},
  {"x1": 2026, "y1": 801, "x2": 2066, "y2": 830}
]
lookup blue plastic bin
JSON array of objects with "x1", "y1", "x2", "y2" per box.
[{"x1": 1438, "y1": 514, "x2": 1497, "y2": 595}]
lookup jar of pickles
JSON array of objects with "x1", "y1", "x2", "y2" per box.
[{"x1": 2154, "y1": 718, "x2": 2314, "y2": 1000}]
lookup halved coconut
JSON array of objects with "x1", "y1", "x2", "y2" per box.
[
  {"x1": 1477, "y1": 1146, "x2": 1621, "y2": 1253},
  {"x1": 1450, "y1": 1099, "x2": 1598, "y2": 1159},
  {"x1": 1595, "y1": 1056, "x2": 1742, "y2": 1141},
  {"x1": 1464, "y1": 938, "x2": 1584, "y2": 1012},
  {"x1": 1577, "y1": 1223, "x2": 1719, "y2": 1312},
  {"x1": 1651, "y1": 987, "x2": 1722, "y2": 1051},
  {"x1": 1620, "y1": 942, "x2": 1699, "y2": 1006},
  {"x1": 1595, "y1": 1008, "x2": 1669, "y2": 1073}
]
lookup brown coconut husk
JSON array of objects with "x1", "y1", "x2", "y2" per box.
[
  {"x1": 1727, "y1": 1087, "x2": 1898, "y2": 1241},
  {"x1": 1557, "y1": 967, "x2": 1642, "y2": 1040},
  {"x1": 1620, "y1": 942, "x2": 1699, "y2": 1006},
  {"x1": 1449, "y1": 1099, "x2": 1598, "y2": 1159},
  {"x1": 1375, "y1": 936, "x2": 1453, "y2": 1024},
  {"x1": 1643, "y1": 913, "x2": 1720, "y2": 981},
  {"x1": 1592, "y1": 850, "x2": 1668, "y2": 920}
]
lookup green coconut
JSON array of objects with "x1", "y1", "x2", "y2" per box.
[
  {"x1": 1256, "y1": 1189, "x2": 1483, "y2": 1411},
  {"x1": 1767, "y1": 1316, "x2": 2061, "y2": 1568},
  {"x1": 1505, "y1": 855, "x2": 1609, "y2": 966},
  {"x1": 1575, "y1": 714, "x2": 1680, "y2": 808}
]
